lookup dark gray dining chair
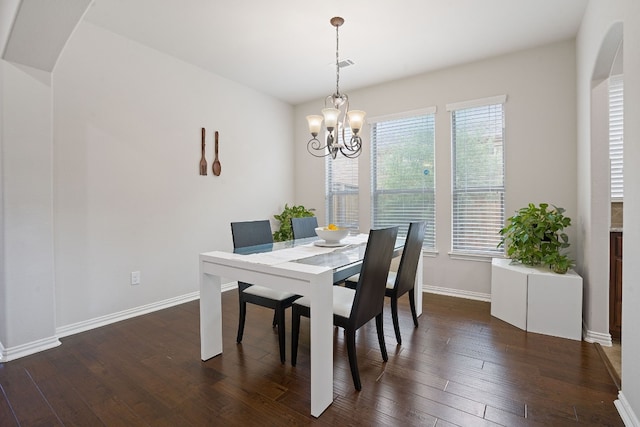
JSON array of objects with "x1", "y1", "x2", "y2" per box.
[
  {"x1": 231, "y1": 220, "x2": 301, "y2": 364},
  {"x1": 291, "y1": 216, "x2": 319, "y2": 239},
  {"x1": 346, "y1": 221, "x2": 425, "y2": 345},
  {"x1": 291, "y1": 226, "x2": 398, "y2": 391}
]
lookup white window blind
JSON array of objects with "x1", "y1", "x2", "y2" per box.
[
  {"x1": 370, "y1": 110, "x2": 436, "y2": 249},
  {"x1": 448, "y1": 96, "x2": 505, "y2": 255},
  {"x1": 609, "y1": 74, "x2": 624, "y2": 200},
  {"x1": 326, "y1": 128, "x2": 359, "y2": 230}
]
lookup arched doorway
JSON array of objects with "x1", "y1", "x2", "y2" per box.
[{"x1": 591, "y1": 21, "x2": 623, "y2": 381}]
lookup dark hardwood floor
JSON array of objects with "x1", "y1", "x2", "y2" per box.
[{"x1": 1, "y1": 290, "x2": 623, "y2": 426}]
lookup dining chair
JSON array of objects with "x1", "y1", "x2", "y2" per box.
[
  {"x1": 291, "y1": 226, "x2": 399, "y2": 391},
  {"x1": 345, "y1": 221, "x2": 425, "y2": 345},
  {"x1": 291, "y1": 216, "x2": 319, "y2": 239},
  {"x1": 231, "y1": 220, "x2": 301, "y2": 364}
]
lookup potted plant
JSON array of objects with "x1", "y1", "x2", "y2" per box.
[
  {"x1": 498, "y1": 203, "x2": 574, "y2": 274},
  {"x1": 543, "y1": 252, "x2": 574, "y2": 275},
  {"x1": 273, "y1": 204, "x2": 315, "y2": 242}
]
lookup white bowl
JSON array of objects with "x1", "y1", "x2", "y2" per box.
[{"x1": 315, "y1": 226, "x2": 349, "y2": 243}]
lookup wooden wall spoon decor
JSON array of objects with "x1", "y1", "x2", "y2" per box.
[
  {"x1": 212, "y1": 131, "x2": 221, "y2": 176},
  {"x1": 199, "y1": 127, "x2": 207, "y2": 175}
]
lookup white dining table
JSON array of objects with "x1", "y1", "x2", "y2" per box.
[{"x1": 199, "y1": 234, "x2": 422, "y2": 417}]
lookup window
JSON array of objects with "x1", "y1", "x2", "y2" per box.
[
  {"x1": 370, "y1": 109, "x2": 436, "y2": 249},
  {"x1": 448, "y1": 96, "x2": 506, "y2": 255},
  {"x1": 609, "y1": 74, "x2": 624, "y2": 200},
  {"x1": 326, "y1": 128, "x2": 359, "y2": 230}
]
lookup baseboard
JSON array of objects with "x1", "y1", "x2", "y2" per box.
[
  {"x1": 583, "y1": 324, "x2": 613, "y2": 346},
  {"x1": 616, "y1": 391, "x2": 640, "y2": 427},
  {"x1": 0, "y1": 335, "x2": 61, "y2": 362},
  {"x1": 56, "y1": 291, "x2": 202, "y2": 338},
  {"x1": 423, "y1": 285, "x2": 491, "y2": 302}
]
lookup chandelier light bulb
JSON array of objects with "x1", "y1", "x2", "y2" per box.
[
  {"x1": 347, "y1": 110, "x2": 366, "y2": 134},
  {"x1": 322, "y1": 108, "x2": 340, "y2": 130},
  {"x1": 306, "y1": 115, "x2": 323, "y2": 136}
]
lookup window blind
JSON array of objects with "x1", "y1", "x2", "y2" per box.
[
  {"x1": 326, "y1": 128, "x2": 359, "y2": 230},
  {"x1": 448, "y1": 97, "x2": 505, "y2": 255},
  {"x1": 609, "y1": 74, "x2": 624, "y2": 200},
  {"x1": 371, "y1": 112, "x2": 436, "y2": 249}
]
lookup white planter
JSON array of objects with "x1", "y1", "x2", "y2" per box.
[{"x1": 490, "y1": 258, "x2": 583, "y2": 340}]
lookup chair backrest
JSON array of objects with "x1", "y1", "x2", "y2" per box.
[
  {"x1": 291, "y1": 216, "x2": 319, "y2": 239},
  {"x1": 350, "y1": 226, "x2": 399, "y2": 329},
  {"x1": 394, "y1": 221, "x2": 426, "y2": 296},
  {"x1": 231, "y1": 220, "x2": 273, "y2": 249}
]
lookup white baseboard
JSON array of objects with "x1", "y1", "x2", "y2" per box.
[
  {"x1": 583, "y1": 325, "x2": 613, "y2": 346},
  {"x1": 56, "y1": 291, "x2": 201, "y2": 338},
  {"x1": 3, "y1": 283, "x2": 240, "y2": 362},
  {"x1": 0, "y1": 335, "x2": 61, "y2": 362},
  {"x1": 423, "y1": 285, "x2": 491, "y2": 302},
  {"x1": 616, "y1": 391, "x2": 640, "y2": 427},
  {"x1": 57, "y1": 282, "x2": 239, "y2": 339}
]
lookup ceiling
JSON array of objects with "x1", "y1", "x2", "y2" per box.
[{"x1": 83, "y1": 0, "x2": 589, "y2": 105}]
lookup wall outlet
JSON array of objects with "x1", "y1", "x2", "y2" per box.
[{"x1": 131, "y1": 271, "x2": 141, "y2": 285}]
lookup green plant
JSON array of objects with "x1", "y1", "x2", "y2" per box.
[
  {"x1": 543, "y1": 252, "x2": 575, "y2": 275},
  {"x1": 273, "y1": 204, "x2": 315, "y2": 242},
  {"x1": 498, "y1": 203, "x2": 572, "y2": 273}
]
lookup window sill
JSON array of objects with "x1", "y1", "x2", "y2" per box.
[{"x1": 448, "y1": 252, "x2": 502, "y2": 263}]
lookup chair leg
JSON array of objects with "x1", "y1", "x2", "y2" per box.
[
  {"x1": 276, "y1": 306, "x2": 286, "y2": 364},
  {"x1": 390, "y1": 295, "x2": 402, "y2": 345},
  {"x1": 375, "y1": 314, "x2": 388, "y2": 362},
  {"x1": 345, "y1": 328, "x2": 361, "y2": 391},
  {"x1": 237, "y1": 300, "x2": 247, "y2": 343},
  {"x1": 272, "y1": 311, "x2": 277, "y2": 328},
  {"x1": 408, "y1": 288, "x2": 419, "y2": 327},
  {"x1": 291, "y1": 306, "x2": 300, "y2": 367}
]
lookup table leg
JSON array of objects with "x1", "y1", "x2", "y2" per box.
[
  {"x1": 200, "y1": 265, "x2": 222, "y2": 361},
  {"x1": 309, "y1": 271, "x2": 334, "y2": 417}
]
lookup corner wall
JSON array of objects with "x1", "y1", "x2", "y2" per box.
[
  {"x1": 577, "y1": 0, "x2": 640, "y2": 424},
  {"x1": 1, "y1": 60, "x2": 59, "y2": 359}
]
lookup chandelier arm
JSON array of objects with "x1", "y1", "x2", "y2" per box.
[
  {"x1": 339, "y1": 143, "x2": 361, "y2": 158},
  {"x1": 342, "y1": 134, "x2": 362, "y2": 154},
  {"x1": 307, "y1": 136, "x2": 331, "y2": 158}
]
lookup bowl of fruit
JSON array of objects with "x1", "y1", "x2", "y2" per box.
[{"x1": 315, "y1": 224, "x2": 349, "y2": 244}]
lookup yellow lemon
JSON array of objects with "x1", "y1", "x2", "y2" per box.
[{"x1": 327, "y1": 223, "x2": 337, "y2": 230}]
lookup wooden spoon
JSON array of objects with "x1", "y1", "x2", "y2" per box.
[
  {"x1": 199, "y1": 127, "x2": 207, "y2": 175},
  {"x1": 212, "y1": 131, "x2": 221, "y2": 176}
]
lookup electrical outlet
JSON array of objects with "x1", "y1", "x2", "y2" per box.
[{"x1": 131, "y1": 271, "x2": 141, "y2": 285}]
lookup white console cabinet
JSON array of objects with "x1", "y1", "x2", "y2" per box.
[{"x1": 490, "y1": 258, "x2": 583, "y2": 340}]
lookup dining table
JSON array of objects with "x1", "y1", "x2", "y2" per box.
[{"x1": 199, "y1": 233, "x2": 423, "y2": 417}]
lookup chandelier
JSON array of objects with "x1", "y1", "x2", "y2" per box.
[{"x1": 306, "y1": 17, "x2": 366, "y2": 159}]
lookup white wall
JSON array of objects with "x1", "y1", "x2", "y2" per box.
[
  {"x1": 294, "y1": 40, "x2": 578, "y2": 299},
  {"x1": 577, "y1": 0, "x2": 640, "y2": 424},
  {"x1": 52, "y1": 22, "x2": 294, "y2": 328}
]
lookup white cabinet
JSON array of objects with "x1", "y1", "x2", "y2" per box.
[{"x1": 490, "y1": 258, "x2": 583, "y2": 340}]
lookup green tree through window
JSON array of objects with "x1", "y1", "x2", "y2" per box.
[{"x1": 371, "y1": 112, "x2": 435, "y2": 248}]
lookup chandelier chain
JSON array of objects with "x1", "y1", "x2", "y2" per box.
[{"x1": 335, "y1": 23, "x2": 340, "y2": 96}]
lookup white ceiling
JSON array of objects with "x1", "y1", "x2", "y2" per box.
[{"x1": 84, "y1": 0, "x2": 589, "y2": 105}]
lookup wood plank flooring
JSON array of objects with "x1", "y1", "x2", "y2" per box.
[{"x1": 0, "y1": 291, "x2": 623, "y2": 426}]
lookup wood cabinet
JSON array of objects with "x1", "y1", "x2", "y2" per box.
[{"x1": 609, "y1": 231, "x2": 623, "y2": 339}]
